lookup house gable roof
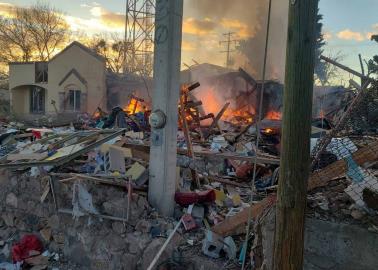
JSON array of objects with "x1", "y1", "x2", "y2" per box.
[
  {"x1": 50, "y1": 41, "x2": 105, "y2": 63},
  {"x1": 59, "y1": 68, "x2": 88, "y2": 87}
]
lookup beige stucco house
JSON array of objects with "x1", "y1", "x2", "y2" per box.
[{"x1": 9, "y1": 42, "x2": 107, "y2": 123}]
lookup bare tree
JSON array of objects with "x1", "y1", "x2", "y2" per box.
[
  {"x1": 0, "y1": 2, "x2": 69, "y2": 64},
  {"x1": 21, "y1": 3, "x2": 69, "y2": 61},
  {"x1": 87, "y1": 33, "x2": 127, "y2": 73},
  {"x1": 0, "y1": 7, "x2": 33, "y2": 62},
  {"x1": 315, "y1": 51, "x2": 344, "y2": 86}
]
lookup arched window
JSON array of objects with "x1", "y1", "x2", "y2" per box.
[{"x1": 67, "y1": 89, "x2": 81, "y2": 111}]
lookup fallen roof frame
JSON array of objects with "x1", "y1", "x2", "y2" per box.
[{"x1": 0, "y1": 129, "x2": 125, "y2": 169}]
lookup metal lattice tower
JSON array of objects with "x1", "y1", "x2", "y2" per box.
[
  {"x1": 220, "y1": 32, "x2": 239, "y2": 68},
  {"x1": 124, "y1": 0, "x2": 155, "y2": 76}
]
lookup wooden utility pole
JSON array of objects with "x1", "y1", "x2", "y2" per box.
[
  {"x1": 273, "y1": 1, "x2": 318, "y2": 269},
  {"x1": 148, "y1": 0, "x2": 183, "y2": 216}
]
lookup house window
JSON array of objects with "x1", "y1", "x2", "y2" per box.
[
  {"x1": 68, "y1": 90, "x2": 81, "y2": 111},
  {"x1": 35, "y1": 62, "x2": 48, "y2": 83},
  {"x1": 30, "y1": 86, "x2": 45, "y2": 113}
]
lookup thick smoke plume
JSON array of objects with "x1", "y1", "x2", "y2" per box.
[{"x1": 186, "y1": 0, "x2": 289, "y2": 82}]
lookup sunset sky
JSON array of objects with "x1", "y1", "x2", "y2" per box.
[{"x1": 1, "y1": 0, "x2": 377, "y2": 81}]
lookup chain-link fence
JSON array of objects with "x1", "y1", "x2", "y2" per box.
[{"x1": 310, "y1": 82, "x2": 378, "y2": 215}]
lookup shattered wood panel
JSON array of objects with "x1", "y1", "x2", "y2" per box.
[{"x1": 308, "y1": 141, "x2": 378, "y2": 190}]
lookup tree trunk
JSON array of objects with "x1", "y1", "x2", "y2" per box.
[{"x1": 273, "y1": 1, "x2": 318, "y2": 269}]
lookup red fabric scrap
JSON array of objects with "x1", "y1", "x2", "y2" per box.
[
  {"x1": 32, "y1": 130, "x2": 42, "y2": 140},
  {"x1": 12, "y1": 235, "x2": 43, "y2": 263}
]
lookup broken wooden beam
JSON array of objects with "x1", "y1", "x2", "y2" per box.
[
  {"x1": 206, "y1": 102, "x2": 230, "y2": 138},
  {"x1": 320, "y1": 55, "x2": 372, "y2": 81},
  {"x1": 184, "y1": 100, "x2": 203, "y2": 108},
  {"x1": 187, "y1": 82, "x2": 201, "y2": 92},
  {"x1": 179, "y1": 93, "x2": 201, "y2": 188},
  {"x1": 211, "y1": 195, "x2": 276, "y2": 236},
  {"x1": 238, "y1": 67, "x2": 257, "y2": 90},
  {"x1": 199, "y1": 113, "x2": 214, "y2": 121}
]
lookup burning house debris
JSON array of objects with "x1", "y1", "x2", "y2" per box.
[
  {"x1": 0, "y1": 0, "x2": 376, "y2": 269},
  {"x1": 0, "y1": 60, "x2": 377, "y2": 269}
]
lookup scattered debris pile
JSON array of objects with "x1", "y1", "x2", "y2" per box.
[{"x1": 0, "y1": 70, "x2": 377, "y2": 269}]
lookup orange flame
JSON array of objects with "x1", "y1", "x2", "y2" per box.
[
  {"x1": 125, "y1": 98, "x2": 144, "y2": 114},
  {"x1": 265, "y1": 111, "x2": 282, "y2": 120},
  {"x1": 193, "y1": 87, "x2": 255, "y2": 124},
  {"x1": 224, "y1": 108, "x2": 254, "y2": 124}
]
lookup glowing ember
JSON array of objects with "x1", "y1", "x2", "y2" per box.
[
  {"x1": 264, "y1": 128, "x2": 273, "y2": 134},
  {"x1": 265, "y1": 111, "x2": 282, "y2": 120},
  {"x1": 185, "y1": 108, "x2": 197, "y2": 122}
]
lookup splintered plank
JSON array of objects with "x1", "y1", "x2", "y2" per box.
[{"x1": 211, "y1": 195, "x2": 276, "y2": 236}]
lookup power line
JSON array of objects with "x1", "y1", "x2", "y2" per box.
[{"x1": 219, "y1": 32, "x2": 239, "y2": 68}]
